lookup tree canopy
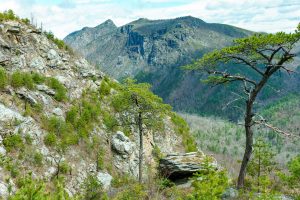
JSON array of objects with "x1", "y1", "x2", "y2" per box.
[{"x1": 112, "y1": 78, "x2": 171, "y2": 128}]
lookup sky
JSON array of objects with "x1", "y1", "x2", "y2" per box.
[{"x1": 0, "y1": 0, "x2": 299, "y2": 39}]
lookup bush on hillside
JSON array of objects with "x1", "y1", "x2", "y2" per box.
[
  {"x1": 11, "y1": 71, "x2": 35, "y2": 89},
  {"x1": 0, "y1": 67, "x2": 7, "y2": 89},
  {"x1": 46, "y1": 78, "x2": 67, "y2": 101},
  {"x1": 3, "y1": 133, "x2": 24, "y2": 152},
  {"x1": 171, "y1": 112, "x2": 197, "y2": 152}
]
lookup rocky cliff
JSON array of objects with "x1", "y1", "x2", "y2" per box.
[
  {"x1": 64, "y1": 16, "x2": 300, "y2": 120},
  {"x1": 0, "y1": 19, "x2": 193, "y2": 198}
]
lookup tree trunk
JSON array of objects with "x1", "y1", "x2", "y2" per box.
[
  {"x1": 237, "y1": 105, "x2": 254, "y2": 189},
  {"x1": 237, "y1": 75, "x2": 269, "y2": 189},
  {"x1": 138, "y1": 111, "x2": 143, "y2": 183}
]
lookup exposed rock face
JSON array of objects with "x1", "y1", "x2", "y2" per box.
[
  {"x1": 65, "y1": 16, "x2": 300, "y2": 120},
  {"x1": 159, "y1": 152, "x2": 217, "y2": 180}
]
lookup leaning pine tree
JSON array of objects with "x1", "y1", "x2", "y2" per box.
[
  {"x1": 112, "y1": 78, "x2": 171, "y2": 183},
  {"x1": 185, "y1": 24, "x2": 300, "y2": 188}
]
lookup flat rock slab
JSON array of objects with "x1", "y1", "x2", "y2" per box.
[{"x1": 159, "y1": 152, "x2": 217, "y2": 180}]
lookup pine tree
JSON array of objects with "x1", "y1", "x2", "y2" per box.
[
  {"x1": 112, "y1": 78, "x2": 171, "y2": 183},
  {"x1": 188, "y1": 156, "x2": 229, "y2": 200},
  {"x1": 185, "y1": 24, "x2": 300, "y2": 188},
  {"x1": 247, "y1": 137, "x2": 276, "y2": 193}
]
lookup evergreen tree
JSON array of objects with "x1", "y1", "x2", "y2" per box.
[
  {"x1": 247, "y1": 137, "x2": 276, "y2": 193},
  {"x1": 112, "y1": 78, "x2": 171, "y2": 183},
  {"x1": 185, "y1": 24, "x2": 300, "y2": 188},
  {"x1": 279, "y1": 155, "x2": 300, "y2": 198},
  {"x1": 188, "y1": 156, "x2": 229, "y2": 200}
]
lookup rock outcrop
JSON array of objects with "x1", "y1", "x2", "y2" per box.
[
  {"x1": 159, "y1": 152, "x2": 217, "y2": 180},
  {"x1": 111, "y1": 131, "x2": 135, "y2": 156}
]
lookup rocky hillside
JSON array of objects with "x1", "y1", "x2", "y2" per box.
[
  {"x1": 64, "y1": 16, "x2": 300, "y2": 120},
  {"x1": 0, "y1": 17, "x2": 197, "y2": 198}
]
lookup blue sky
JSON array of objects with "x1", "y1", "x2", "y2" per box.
[{"x1": 0, "y1": 0, "x2": 299, "y2": 38}]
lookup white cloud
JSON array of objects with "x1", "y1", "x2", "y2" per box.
[{"x1": 0, "y1": 0, "x2": 299, "y2": 39}]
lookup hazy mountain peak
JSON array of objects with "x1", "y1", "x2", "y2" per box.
[{"x1": 96, "y1": 19, "x2": 117, "y2": 28}]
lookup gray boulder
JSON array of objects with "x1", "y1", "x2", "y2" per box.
[
  {"x1": 7, "y1": 25, "x2": 20, "y2": 33},
  {"x1": 30, "y1": 56, "x2": 46, "y2": 70},
  {"x1": 0, "y1": 51, "x2": 8, "y2": 64},
  {"x1": 16, "y1": 88, "x2": 38, "y2": 105},
  {"x1": 96, "y1": 172, "x2": 112, "y2": 190},
  {"x1": 0, "y1": 103, "x2": 25, "y2": 123},
  {"x1": 37, "y1": 84, "x2": 56, "y2": 96},
  {"x1": 47, "y1": 49, "x2": 60, "y2": 60},
  {"x1": 111, "y1": 131, "x2": 135, "y2": 156},
  {"x1": 0, "y1": 182, "x2": 8, "y2": 198},
  {"x1": 222, "y1": 187, "x2": 238, "y2": 199},
  {"x1": 0, "y1": 146, "x2": 6, "y2": 155},
  {"x1": 52, "y1": 107, "x2": 64, "y2": 117},
  {"x1": 47, "y1": 49, "x2": 63, "y2": 68}
]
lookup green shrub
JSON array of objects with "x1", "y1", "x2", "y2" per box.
[
  {"x1": 99, "y1": 81, "x2": 111, "y2": 97},
  {"x1": 22, "y1": 72, "x2": 35, "y2": 89},
  {"x1": 279, "y1": 155, "x2": 300, "y2": 198},
  {"x1": 66, "y1": 106, "x2": 78, "y2": 125},
  {"x1": 66, "y1": 97, "x2": 102, "y2": 139},
  {"x1": 10, "y1": 174, "x2": 50, "y2": 200},
  {"x1": 24, "y1": 134, "x2": 33, "y2": 145},
  {"x1": 3, "y1": 133, "x2": 23, "y2": 152},
  {"x1": 4, "y1": 160, "x2": 20, "y2": 178},
  {"x1": 96, "y1": 148, "x2": 105, "y2": 171},
  {"x1": 103, "y1": 111, "x2": 118, "y2": 131},
  {"x1": 0, "y1": 10, "x2": 19, "y2": 21},
  {"x1": 44, "y1": 31, "x2": 69, "y2": 50},
  {"x1": 21, "y1": 18, "x2": 30, "y2": 24},
  {"x1": 152, "y1": 145, "x2": 163, "y2": 160},
  {"x1": 47, "y1": 78, "x2": 67, "y2": 101},
  {"x1": 114, "y1": 183, "x2": 146, "y2": 200},
  {"x1": 0, "y1": 67, "x2": 7, "y2": 89},
  {"x1": 157, "y1": 178, "x2": 175, "y2": 189},
  {"x1": 44, "y1": 132, "x2": 57, "y2": 146},
  {"x1": 81, "y1": 175, "x2": 104, "y2": 200},
  {"x1": 32, "y1": 72, "x2": 45, "y2": 84},
  {"x1": 11, "y1": 71, "x2": 35, "y2": 89},
  {"x1": 59, "y1": 161, "x2": 70, "y2": 174},
  {"x1": 171, "y1": 112, "x2": 197, "y2": 152},
  {"x1": 11, "y1": 71, "x2": 24, "y2": 88},
  {"x1": 111, "y1": 173, "x2": 135, "y2": 188},
  {"x1": 188, "y1": 156, "x2": 229, "y2": 200},
  {"x1": 43, "y1": 116, "x2": 79, "y2": 148},
  {"x1": 33, "y1": 152, "x2": 43, "y2": 166},
  {"x1": 8, "y1": 163, "x2": 20, "y2": 178},
  {"x1": 46, "y1": 116, "x2": 68, "y2": 136}
]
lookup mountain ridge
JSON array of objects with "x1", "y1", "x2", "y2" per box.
[{"x1": 64, "y1": 16, "x2": 300, "y2": 120}]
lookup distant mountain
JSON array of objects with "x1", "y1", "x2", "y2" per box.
[{"x1": 64, "y1": 16, "x2": 300, "y2": 120}]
